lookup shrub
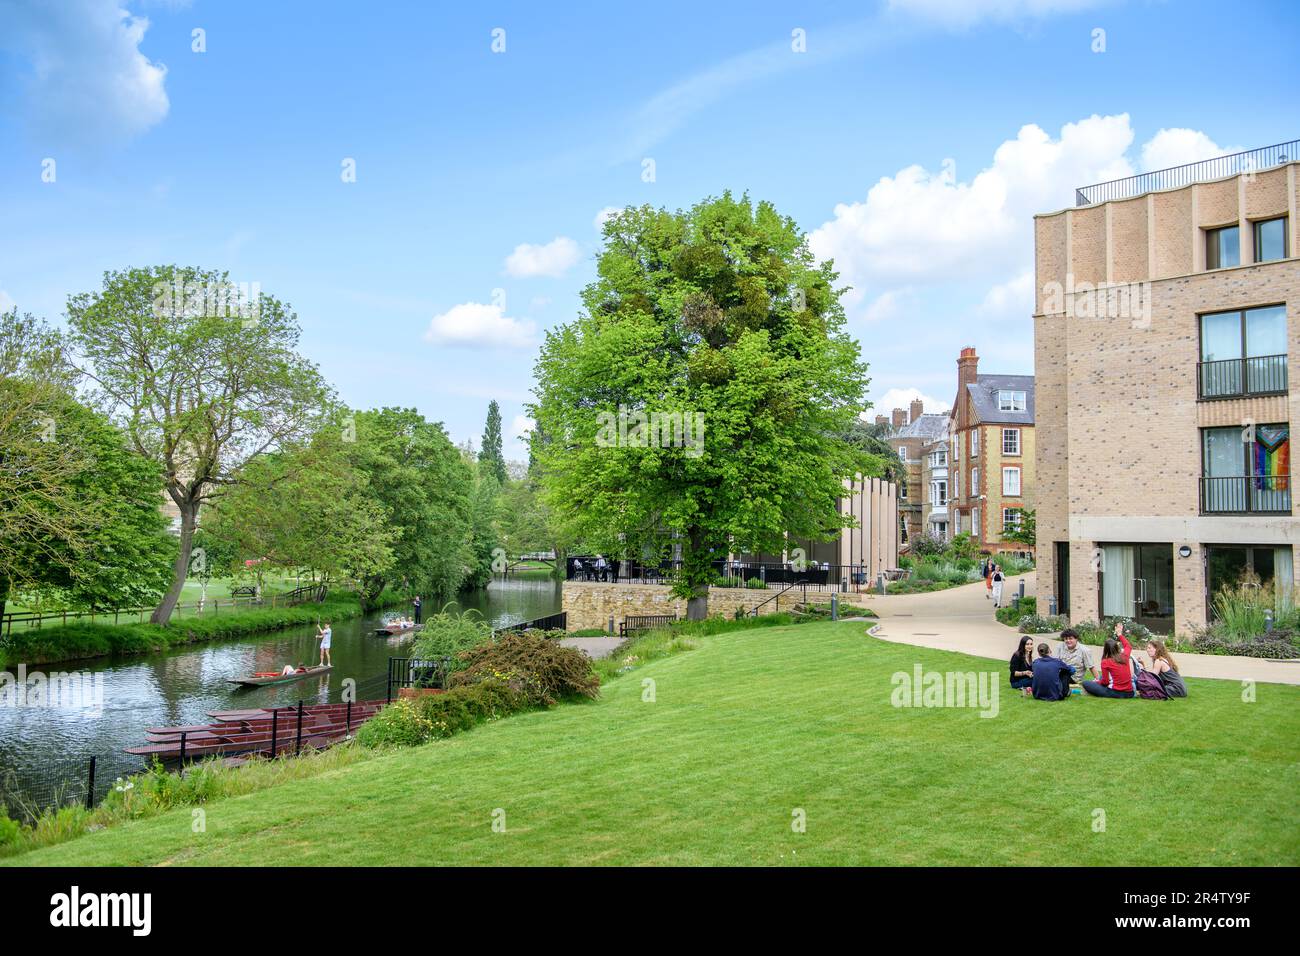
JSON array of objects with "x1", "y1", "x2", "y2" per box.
[
  {"x1": 569, "y1": 627, "x2": 610, "y2": 637},
  {"x1": 356, "y1": 699, "x2": 436, "y2": 747},
  {"x1": 717, "y1": 576, "x2": 744, "y2": 588},
  {"x1": 412, "y1": 679, "x2": 529, "y2": 737},
  {"x1": 451, "y1": 631, "x2": 600, "y2": 706},
  {"x1": 0, "y1": 809, "x2": 19, "y2": 847},
  {"x1": 995, "y1": 596, "x2": 1036, "y2": 626},
  {"x1": 1186, "y1": 631, "x2": 1300, "y2": 659},
  {"x1": 1071, "y1": 617, "x2": 1154, "y2": 647},
  {"x1": 746, "y1": 577, "x2": 769, "y2": 589},
  {"x1": 410, "y1": 608, "x2": 494, "y2": 671},
  {"x1": 909, "y1": 533, "x2": 946, "y2": 557},
  {"x1": 1017, "y1": 614, "x2": 1068, "y2": 634}
]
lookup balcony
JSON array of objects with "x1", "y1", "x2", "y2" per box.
[
  {"x1": 1201, "y1": 475, "x2": 1292, "y2": 515},
  {"x1": 1197, "y1": 354, "x2": 1288, "y2": 400},
  {"x1": 1076, "y1": 139, "x2": 1298, "y2": 206}
]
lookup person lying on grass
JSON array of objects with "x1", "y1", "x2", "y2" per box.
[{"x1": 1030, "y1": 642, "x2": 1074, "y2": 701}]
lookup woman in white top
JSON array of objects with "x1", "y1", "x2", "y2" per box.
[
  {"x1": 990, "y1": 565, "x2": 1005, "y2": 607},
  {"x1": 317, "y1": 622, "x2": 332, "y2": 666}
]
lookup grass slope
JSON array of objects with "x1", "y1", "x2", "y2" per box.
[{"x1": 12, "y1": 621, "x2": 1299, "y2": 866}]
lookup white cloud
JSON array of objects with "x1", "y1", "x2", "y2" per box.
[
  {"x1": 0, "y1": 290, "x2": 14, "y2": 313},
  {"x1": 887, "y1": 0, "x2": 1109, "y2": 27},
  {"x1": 424, "y1": 302, "x2": 538, "y2": 351},
  {"x1": 0, "y1": 0, "x2": 170, "y2": 144},
  {"x1": 862, "y1": 289, "x2": 911, "y2": 323},
  {"x1": 977, "y1": 270, "x2": 1035, "y2": 318},
  {"x1": 593, "y1": 206, "x2": 624, "y2": 231},
  {"x1": 1140, "y1": 128, "x2": 1238, "y2": 173},
  {"x1": 504, "y1": 236, "x2": 581, "y2": 278},
  {"x1": 509, "y1": 415, "x2": 534, "y2": 443},
  {"x1": 872, "y1": 388, "x2": 951, "y2": 415}
]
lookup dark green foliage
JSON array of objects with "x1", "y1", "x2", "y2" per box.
[
  {"x1": 451, "y1": 631, "x2": 600, "y2": 706},
  {"x1": 357, "y1": 680, "x2": 530, "y2": 748},
  {"x1": 479, "y1": 400, "x2": 507, "y2": 486}
]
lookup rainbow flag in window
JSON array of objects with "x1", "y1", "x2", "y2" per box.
[{"x1": 1254, "y1": 425, "x2": 1290, "y2": 491}]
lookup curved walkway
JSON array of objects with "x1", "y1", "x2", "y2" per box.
[{"x1": 860, "y1": 572, "x2": 1300, "y2": 686}]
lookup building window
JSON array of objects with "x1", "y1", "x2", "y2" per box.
[
  {"x1": 1198, "y1": 305, "x2": 1287, "y2": 399},
  {"x1": 970, "y1": 429, "x2": 979, "y2": 457},
  {"x1": 931, "y1": 480, "x2": 947, "y2": 506},
  {"x1": 972, "y1": 507, "x2": 980, "y2": 538},
  {"x1": 997, "y1": 390, "x2": 1026, "y2": 412},
  {"x1": 1002, "y1": 508, "x2": 1022, "y2": 531},
  {"x1": 1205, "y1": 225, "x2": 1240, "y2": 270},
  {"x1": 1201, "y1": 423, "x2": 1291, "y2": 514},
  {"x1": 971, "y1": 467, "x2": 979, "y2": 497},
  {"x1": 951, "y1": 435, "x2": 959, "y2": 462},
  {"x1": 1002, "y1": 466, "x2": 1021, "y2": 496},
  {"x1": 1253, "y1": 217, "x2": 1288, "y2": 263},
  {"x1": 1002, "y1": 428, "x2": 1020, "y2": 455}
]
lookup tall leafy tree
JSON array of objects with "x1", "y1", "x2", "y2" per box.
[
  {"x1": 347, "y1": 407, "x2": 473, "y2": 608},
  {"x1": 463, "y1": 464, "x2": 501, "y2": 589},
  {"x1": 531, "y1": 194, "x2": 872, "y2": 618},
  {"x1": 65, "y1": 266, "x2": 333, "y2": 624},
  {"x1": 479, "y1": 400, "x2": 507, "y2": 486},
  {"x1": 0, "y1": 310, "x2": 173, "y2": 617}
]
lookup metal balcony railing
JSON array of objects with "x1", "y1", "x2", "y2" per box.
[
  {"x1": 1201, "y1": 475, "x2": 1292, "y2": 515},
  {"x1": 1076, "y1": 140, "x2": 1299, "y2": 206},
  {"x1": 1197, "y1": 354, "x2": 1288, "y2": 399}
]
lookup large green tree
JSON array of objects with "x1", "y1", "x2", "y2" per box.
[
  {"x1": 66, "y1": 266, "x2": 333, "y2": 624},
  {"x1": 347, "y1": 407, "x2": 473, "y2": 609},
  {"x1": 531, "y1": 194, "x2": 872, "y2": 618},
  {"x1": 0, "y1": 310, "x2": 173, "y2": 617}
]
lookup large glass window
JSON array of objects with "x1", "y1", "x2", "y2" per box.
[
  {"x1": 1002, "y1": 466, "x2": 1021, "y2": 496},
  {"x1": 1206, "y1": 225, "x2": 1240, "y2": 269},
  {"x1": 1002, "y1": 428, "x2": 1020, "y2": 455},
  {"x1": 1254, "y1": 217, "x2": 1288, "y2": 263},
  {"x1": 1201, "y1": 423, "x2": 1291, "y2": 513},
  {"x1": 998, "y1": 390, "x2": 1026, "y2": 412},
  {"x1": 1198, "y1": 305, "x2": 1288, "y2": 398}
]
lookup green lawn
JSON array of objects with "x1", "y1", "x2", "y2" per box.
[{"x1": 11, "y1": 620, "x2": 1299, "y2": 866}]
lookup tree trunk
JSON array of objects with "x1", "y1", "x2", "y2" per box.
[
  {"x1": 152, "y1": 498, "x2": 197, "y2": 625},
  {"x1": 684, "y1": 527, "x2": 710, "y2": 621}
]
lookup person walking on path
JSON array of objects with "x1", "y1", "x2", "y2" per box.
[
  {"x1": 412, "y1": 595, "x2": 422, "y2": 624},
  {"x1": 983, "y1": 557, "x2": 993, "y2": 599},
  {"x1": 990, "y1": 564, "x2": 1005, "y2": 607},
  {"x1": 316, "y1": 622, "x2": 332, "y2": 667}
]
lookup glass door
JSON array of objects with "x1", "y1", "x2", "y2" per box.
[{"x1": 1100, "y1": 543, "x2": 1174, "y2": 633}]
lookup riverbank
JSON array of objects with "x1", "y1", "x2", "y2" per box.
[
  {"x1": 8, "y1": 618, "x2": 1298, "y2": 866},
  {"x1": 0, "y1": 590, "x2": 408, "y2": 668}
]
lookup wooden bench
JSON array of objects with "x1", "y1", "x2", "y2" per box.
[{"x1": 619, "y1": 614, "x2": 678, "y2": 638}]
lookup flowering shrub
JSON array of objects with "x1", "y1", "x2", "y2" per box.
[
  {"x1": 356, "y1": 699, "x2": 436, "y2": 748},
  {"x1": 451, "y1": 632, "x2": 599, "y2": 706}
]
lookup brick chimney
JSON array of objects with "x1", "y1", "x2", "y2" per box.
[
  {"x1": 891, "y1": 408, "x2": 907, "y2": 430},
  {"x1": 874, "y1": 414, "x2": 888, "y2": 427},
  {"x1": 909, "y1": 398, "x2": 924, "y2": 423},
  {"x1": 956, "y1": 347, "x2": 978, "y2": 431}
]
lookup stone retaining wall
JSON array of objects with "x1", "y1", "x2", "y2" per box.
[{"x1": 562, "y1": 581, "x2": 795, "y2": 631}]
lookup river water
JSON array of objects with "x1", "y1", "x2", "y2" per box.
[{"x1": 0, "y1": 576, "x2": 561, "y2": 813}]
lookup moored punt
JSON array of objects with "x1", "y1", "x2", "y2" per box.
[
  {"x1": 127, "y1": 700, "x2": 386, "y2": 759},
  {"x1": 226, "y1": 664, "x2": 333, "y2": 687},
  {"x1": 374, "y1": 622, "x2": 419, "y2": 636}
]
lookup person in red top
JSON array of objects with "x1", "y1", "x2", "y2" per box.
[{"x1": 1082, "y1": 622, "x2": 1135, "y2": 698}]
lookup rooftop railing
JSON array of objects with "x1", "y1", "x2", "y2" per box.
[{"x1": 1075, "y1": 140, "x2": 1299, "y2": 207}]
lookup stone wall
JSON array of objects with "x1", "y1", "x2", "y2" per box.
[{"x1": 562, "y1": 581, "x2": 796, "y2": 632}]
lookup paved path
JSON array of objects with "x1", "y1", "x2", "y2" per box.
[
  {"x1": 559, "y1": 636, "x2": 625, "y2": 660},
  {"x1": 857, "y1": 572, "x2": 1300, "y2": 686}
]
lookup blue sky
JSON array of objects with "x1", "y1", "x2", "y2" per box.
[{"x1": 1, "y1": 0, "x2": 1297, "y2": 458}]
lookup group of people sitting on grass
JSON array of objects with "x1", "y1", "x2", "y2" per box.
[{"x1": 1008, "y1": 622, "x2": 1188, "y2": 701}]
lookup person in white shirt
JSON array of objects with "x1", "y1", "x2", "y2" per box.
[{"x1": 316, "y1": 622, "x2": 332, "y2": 666}]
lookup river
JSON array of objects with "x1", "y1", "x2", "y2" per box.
[{"x1": 0, "y1": 576, "x2": 561, "y2": 816}]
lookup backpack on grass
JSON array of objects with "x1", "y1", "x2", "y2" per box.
[{"x1": 1134, "y1": 661, "x2": 1168, "y2": 700}]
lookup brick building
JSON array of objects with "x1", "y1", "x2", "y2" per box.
[
  {"x1": 949, "y1": 348, "x2": 1036, "y2": 557},
  {"x1": 1033, "y1": 143, "x2": 1299, "y2": 634},
  {"x1": 876, "y1": 400, "x2": 950, "y2": 545}
]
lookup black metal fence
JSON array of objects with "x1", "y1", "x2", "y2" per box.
[
  {"x1": 496, "y1": 611, "x2": 567, "y2": 634},
  {"x1": 386, "y1": 657, "x2": 451, "y2": 702},
  {"x1": 1201, "y1": 475, "x2": 1292, "y2": 514},
  {"x1": 1197, "y1": 354, "x2": 1288, "y2": 400},
  {"x1": 1075, "y1": 139, "x2": 1299, "y2": 206},
  {"x1": 0, "y1": 753, "x2": 107, "y2": 824}
]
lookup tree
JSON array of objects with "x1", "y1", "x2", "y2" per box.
[
  {"x1": 346, "y1": 407, "x2": 473, "y2": 609},
  {"x1": 843, "y1": 417, "x2": 905, "y2": 485},
  {"x1": 531, "y1": 194, "x2": 872, "y2": 619},
  {"x1": 1002, "y1": 508, "x2": 1036, "y2": 548},
  {"x1": 463, "y1": 464, "x2": 501, "y2": 589},
  {"x1": 65, "y1": 266, "x2": 333, "y2": 624},
  {"x1": 0, "y1": 310, "x2": 174, "y2": 617},
  {"x1": 202, "y1": 423, "x2": 395, "y2": 593},
  {"x1": 479, "y1": 400, "x2": 507, "y2": 486}
]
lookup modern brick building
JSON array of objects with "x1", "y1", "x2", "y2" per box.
[
  {"x1": 1033, "y1": 142, "x2": 1299, "y2": 634},
  {"x1": 948, "y1": 348, "x2": 1036, "y2": 557}
]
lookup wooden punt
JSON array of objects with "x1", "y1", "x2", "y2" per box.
[
  {"x1": 227, "y1": 664, "x2": 333, "y2": 687},
  {"x1": 126, "y1": 700, "x2": 386, "y2": 759}
]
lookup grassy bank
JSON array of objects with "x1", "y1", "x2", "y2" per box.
[
  {"x1": 0, "y1": 590, "x2": 404, "y2": 668},
  {"x1": 10, "y1": 618, "x2": 1298, "y2": 866}
]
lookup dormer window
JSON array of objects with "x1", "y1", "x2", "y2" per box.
[{"x1": 998, "y1": 390, "x2": 1026, "y2": 412}]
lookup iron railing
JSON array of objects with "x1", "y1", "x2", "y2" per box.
[
  {"x1": 1197, "y1": 354, "x2": 1288, "y2": 399},
  {"x1": 1201, "y1": 475, "x2": 1292, "y2": 514},
  {"x1": 496, "y1": 611, "x2": 568, "y2": 634},
  {"x1": 1076, "y1": 139, "x2": 1299, "y2": 206},
  {"x1": 386, "y1": 656, "x2": 452, "y2": 702},
  {"x1": 567, "y1": 559, "x2": 881, "y2": 591}
]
